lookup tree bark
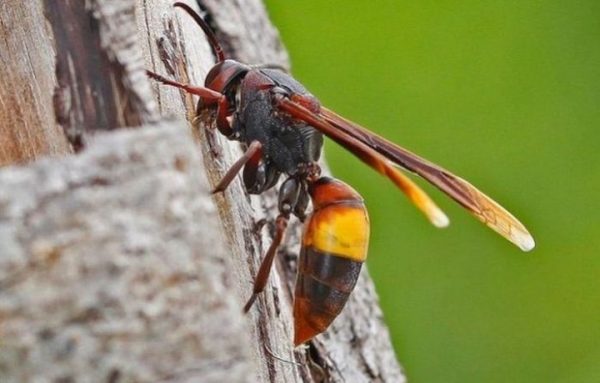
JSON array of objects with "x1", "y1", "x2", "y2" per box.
[{"x1": 0, "y1": 1, "x2": 406, "y2": 382}]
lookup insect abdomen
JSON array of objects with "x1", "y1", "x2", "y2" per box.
[{"x1": 294, "y1": 177, "x2": 369, "y2": 345}]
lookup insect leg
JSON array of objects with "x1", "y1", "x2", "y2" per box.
[
  {"x1": 244, "y1": 213, "x2": 289, "y2": 312},
  {"x1": 243, "y1": 157, "x2": 281, "y2": 194},
  {"x1": 244, "y1": 178, "x2": 300, "y2": 311},
  {"x1": 215, "y1": 97, "x2": 234, "y2": 137},
  {"x1": 212, "y1": 140, "x2": 262, "y2": 193}
]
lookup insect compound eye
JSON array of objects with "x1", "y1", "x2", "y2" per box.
[{"x1": 204, "y1": 59, "x2": 249, "y2": 94}]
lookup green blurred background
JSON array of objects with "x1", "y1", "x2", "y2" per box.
[{"x1": 264, "y1": 1, "x2": 599, "y2": 382}]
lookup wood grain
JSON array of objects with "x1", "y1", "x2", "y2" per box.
[
  {"x1": 0, "y1": 1, "x2": 70, "y2": 164},
  {"x1": 0, "y1": 0, "x2": 406, "y2": 381}
]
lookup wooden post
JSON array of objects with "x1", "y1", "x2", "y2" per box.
[{"x1": 0, "y1": 1, "x2": 405, "y2": 381}]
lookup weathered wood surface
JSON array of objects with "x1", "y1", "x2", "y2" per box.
[
  {"x1": 0, "y1": 122, "x2": 257, "y2": 383},
  {"x1": 0, "y1": 1, "x2": 71, "y2": 164},
  {"x1": 0, "y1": 0, "x2": 406, "y2": 382}
]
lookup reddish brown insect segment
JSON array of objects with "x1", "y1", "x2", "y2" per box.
[{"x1": 294, "y1": 178, "x2": 369, "y2": 345}]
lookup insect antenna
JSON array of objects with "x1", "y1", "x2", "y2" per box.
[{"x1": 173, "y1": 2, "x2": 225, "y2": 62}]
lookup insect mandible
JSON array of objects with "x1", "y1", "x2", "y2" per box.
[{"x1": 147, "y1": 2, "x2": 535, "y2": 346}]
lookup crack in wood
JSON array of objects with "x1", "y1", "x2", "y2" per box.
[
  {"x1": 45, "y1": 0, "x2": 123, "y2": 146},
  {"x1": 44, "y1": 0, "x2": 159, "y2": 150}
]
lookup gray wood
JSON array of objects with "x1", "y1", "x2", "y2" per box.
[
  {"x1": 0, "y1": 0, "x2": 406, "y2": 381},
  {"x1": 0, "y1": 122, "x2": 257, "y2": 383}
]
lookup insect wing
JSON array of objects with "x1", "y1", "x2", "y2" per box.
[
  {"x1": 277, "y1": 96, "x2": 449, "y2": 228},
  {"x1": 279, "y1": 98, "x2": 534, "y2": 251},
  {"x1": 320, "y1": 107, "x2": 535, "y2": 251}
]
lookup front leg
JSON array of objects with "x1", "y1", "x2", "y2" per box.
[{"x1": 212, "y1": 140, "x2": 262, "y2": 194}]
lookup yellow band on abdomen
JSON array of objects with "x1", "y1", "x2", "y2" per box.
[{"x1": 303, "y1": 204, "x2": 370, "y2": 262}]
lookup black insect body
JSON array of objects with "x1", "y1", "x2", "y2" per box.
[
  {"x1": 147, "y1": 2, "x2": 534, "y2": 346},
  {"x1": 232, "y1": 69, "x2": 324, "y2": 191}
]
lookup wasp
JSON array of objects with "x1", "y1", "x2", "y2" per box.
[{"x1": 147, "y1": 2, "x2": 535, "y2": 346}]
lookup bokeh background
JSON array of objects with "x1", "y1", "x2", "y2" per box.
[{"x1": 264, "y1": 1, "x2": 599, "y2": 382}]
